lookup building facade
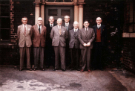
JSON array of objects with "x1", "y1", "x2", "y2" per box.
[{"x1": 0, "y1": 0, "x2": 135, "y2": 72}]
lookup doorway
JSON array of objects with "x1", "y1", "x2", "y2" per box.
[{"x1": 45, "y1": 6, "x2": 74, "y2": 25}]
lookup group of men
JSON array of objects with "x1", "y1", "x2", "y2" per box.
[{"x1": 17, "y1": 15, "x2": 107, "y2": 72}]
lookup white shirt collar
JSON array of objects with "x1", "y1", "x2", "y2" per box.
[
  {"x1": 50, "y1": 23, "x2": 53, "y2": 27},
  {"x1": 97, "y1": 24, "x2": 101, "y2": 28},
  {"x1": 58, "y1": 25, "x2": 61, "y2": 29},
  {"x1": 85, "y1": 27, "x2": 88, "y2": 31},
  {"x1": 74, "y1": 28, "x2": 78, "y2": 32},
  {"x1": 65, "y1": 22, "x2": 69, "y2": 26},
  {"x1": 37, "y1": 24, "x2": 42, "y2": 28},
  {"x1": 23, "y1": 24, "x2": 27, "y2": 30}
]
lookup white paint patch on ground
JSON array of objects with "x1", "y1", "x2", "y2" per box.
[{"x1": 0, "y1": 79, "x2": 77, "y2": 91}]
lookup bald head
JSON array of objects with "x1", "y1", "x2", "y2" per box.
[
  {"x1": 49, "y1": 16, "x2": 54, "y2": 24},
  {"x1": 37, "y1": 17, "x2": 42, "y2": 25},
  {"x1": 57, "y1": 18, "x2": 62, "y2": 26},
  {"x1": 64, "y1": 15, "x2": 70, "y2": 23},
  {"x1": 96, "y1": 17, "x2": 102, "y2": 25},
  {"x1": 73, "y1": 21, "x2": 79, "y2": 29}
]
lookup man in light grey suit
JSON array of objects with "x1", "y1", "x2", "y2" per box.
[
  {"x1": 17, "y1": 17, "x2": 32, "y2": 71},
  {"x1": 50, "y1": 18, "x2": 68, "y2": 71},
  {"x1": 78, "y1": 21, "x2": 95, "y2": 72}
]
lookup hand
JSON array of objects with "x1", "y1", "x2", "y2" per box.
[
  {"x1": 83, "y1": 43, "x2": 87, "y2": 46},
  {"x1": 86, "y1": 42, "x2": 91, "y2": 46}
]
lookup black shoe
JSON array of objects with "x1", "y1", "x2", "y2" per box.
[
  {"x1": 19, "y1": 69, "x2": 22, "y2": 71},
  {"x1": 29, "y1": 69, "x2": 32, "y2": 71},
  {"x1": 42, "y1": 68, "x2": 45, "y2": 71},
  {"x1": 62, "y1": 69, "x2": 66, "y2": 71},
  {"x1": 70, "y1": 68, "x2": 74, "y2": 71},
  {"x1": 33, "y1": 68, "x2": 36, "y2": 71}
]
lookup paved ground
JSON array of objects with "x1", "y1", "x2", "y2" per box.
[{"x1": 0, "y1": 66, "x2": 134, "y2": 91}]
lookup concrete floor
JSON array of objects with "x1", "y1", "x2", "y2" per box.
[{"x1": 0, "y1": 66, "x2": 134, "y2": 91}]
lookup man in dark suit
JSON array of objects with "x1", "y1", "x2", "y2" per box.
[
  {"x1": 93, "y1": 17, "x2": 107, "y2": 70},
  {"x1": 62, "y1": 15, "x2": 73, "y2": 68},
  {"x1": 17, "y1": 17, "x2": 32, "y2": 71},
  {"x1": 78, "y1": 21, "x2": 95, "y2": 72},
  {"x1": 32, "y1": 17, "x2": 47, "y2": 71},
  {"x1": 69, "y1": 21, "x2": 80, "y2": 70},
  {"x1": 45, "y1": 16, "x2": 55, "y2": 68},
  {"x1": 50, "y1": 18, "x2": 68, "y2": 71}
]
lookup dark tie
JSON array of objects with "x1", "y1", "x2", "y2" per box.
[
  {"x1": 50, "y1": 24, "x2": 52, "y2": 27},
  {"x1": 39, "y1": 25, "x2": 40, "y2": 34}
]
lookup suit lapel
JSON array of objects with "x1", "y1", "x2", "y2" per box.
[
  {"x1": 86, "y1": 28, "x2": 90, "y2": 36},
  {"x1": 41, "y1": 25, "x2": 44, "y2": 34},
  {"x1": 101, "y1": 25, "x2": 103, "y2": 35},
  {"x1": 35, "y1": 25, "x2": 39, "y2": 34},
  {"x1": 82, "y1": 28, "x2": 86, "y2": 36},
  {"x1": 21, "y1": 24, "x2": 24, "y2": 33},
  {"x1": 56, "y1": 26, "x2": 60, "y2": 35}
]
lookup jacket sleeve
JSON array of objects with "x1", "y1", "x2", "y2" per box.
[
  {"x1": 30, "y1": 26, "x2": 33, "y2": 38},
  {"x1": 17, "y1": 26, "x2": 20, "y2": 40},
  {"x1": 78, "y1": 30, "x2": 84, "y2": 45},
  {"x1": 89, "y1": 28, "x2": 95, "y2": 43}
]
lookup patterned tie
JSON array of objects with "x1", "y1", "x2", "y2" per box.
[
  {"x1": 24, "y1": 25, "x2": 26, "y2": 35},
  {"x1": 59, "y1": 29, "x2": 61, "y2": 35},
  {"x1": 59, "y1": 26, "x2": 61, "y2": 35}
]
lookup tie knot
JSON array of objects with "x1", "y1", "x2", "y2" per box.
[{"x1": 86, "y1": 28, "x2": 88, "y2": 31}]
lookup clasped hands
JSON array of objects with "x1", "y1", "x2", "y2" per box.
[{"x1": 83, "y1": 42, "x2": 91, "y2": 47}]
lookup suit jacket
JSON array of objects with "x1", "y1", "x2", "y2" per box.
[
  {"x1": 17, "y1": 24, "x2": 32, "y2": 47},
  {"x1": 78, "y1": 28, "x2": 95, "y2": 49},
  {"x1": 93, "y1": 25, "x2": 107, "y2": 46},
  {"x1": 62, "y1": 23, "x2": 73, "y2": 31},
  {"x1": 50, "y1": 25, "x2": 68, "y2": 47},
  {"x1": 69, "y1": 29, "x2": 80, "y2": 48},
  {"x1": 32, "y1": 24, "x2": 46, "y2": 47},
  {"x1": 45, "y1": 23, "x2": 55, "y2": 46}
]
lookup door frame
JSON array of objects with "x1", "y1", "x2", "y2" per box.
[{"x1": 45, "y1": 6, "x2": 74, "y2": 25}]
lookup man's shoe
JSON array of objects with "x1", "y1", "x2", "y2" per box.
[
  {"x1": 19, "y1": 69, "x2": 22, "y2": 71},
  {"x1": 62, "y1": 69, "x2": 66, "y2": 71},
  {"x1": 80, "y1": 69, "x2": 84, "y2": 72},
  {"x1": 29, "y1": 69, "x2": 32, "y2": 71},
  {"x1": 33, "y1": 68, "x2": 36, "y2": 71},
  {"x1": 42, "y1": 68, "x2": 45, "y2": 71},
  {"x1": 88, "y1": 70, "x2": 91, "y2": 72}
]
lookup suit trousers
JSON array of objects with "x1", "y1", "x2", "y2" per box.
[
  {"x1": 54, "y1": 46, "x2": 65, "y2": 70},
  {"x1": 81, "y1": 46, "x2": 91, "y2": 70},
  {"x1": 19, "y1": 47, "x2": 31, "y2": 70},
  {"x1": 70, "y1": 48, "x2": 79, "y2": 69},
  {"x1": 94, "y1": 42, "x2": 103, "y2": 69},
  {"x1": 33, "y1": 47, "x2": 44, "y2": 69}
]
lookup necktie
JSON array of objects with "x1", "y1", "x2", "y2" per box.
[
  {"x1": 24, "y1": 25, "x2": 26, "y2": 35},
  {"x1": 50, "y1": 24, "x2": 52, "y2": 27},
  {"x1": 59, "y1": 26, "x2": 61, "y2": 35},
  {"x1": 39, "y1": 25, "x2": 40, "y2": 34}
]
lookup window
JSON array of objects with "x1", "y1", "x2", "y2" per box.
[
  {"x1": 0, "y1": 1, "x2": 10, "y2": 41},
  {"x1": 46, "y1": 0, "x2": 73, "y2": 2}
]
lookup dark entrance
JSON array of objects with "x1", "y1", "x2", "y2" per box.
[{"x1": 45, "y1": 6, "x2": 74, "y2": 25}]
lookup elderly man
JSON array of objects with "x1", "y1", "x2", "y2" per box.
[
  {"x1": 62, "y1": 15, "x2": 73, "y2": 68},
  {"x1": 17, "y1": 17, "x2": 32, "y2": 71},
  {"x1": 32, "y1": 17, "x2": 47, "y2": 71},
  {"x1": 78, "y1": 21, "x2": 95, "y2": 72},
  {"x1": 50, "y1": 18, "x2": 68, "y2": 71},
  {"x1": 69, "y1": 21, "x2": 80, "y2": 70},
  {"x1": 45, "y1": 16, "x2": 55, "y2": 68},
  {"x1": 93, "y1": 17, "x2": 107, "y2": 70}
]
